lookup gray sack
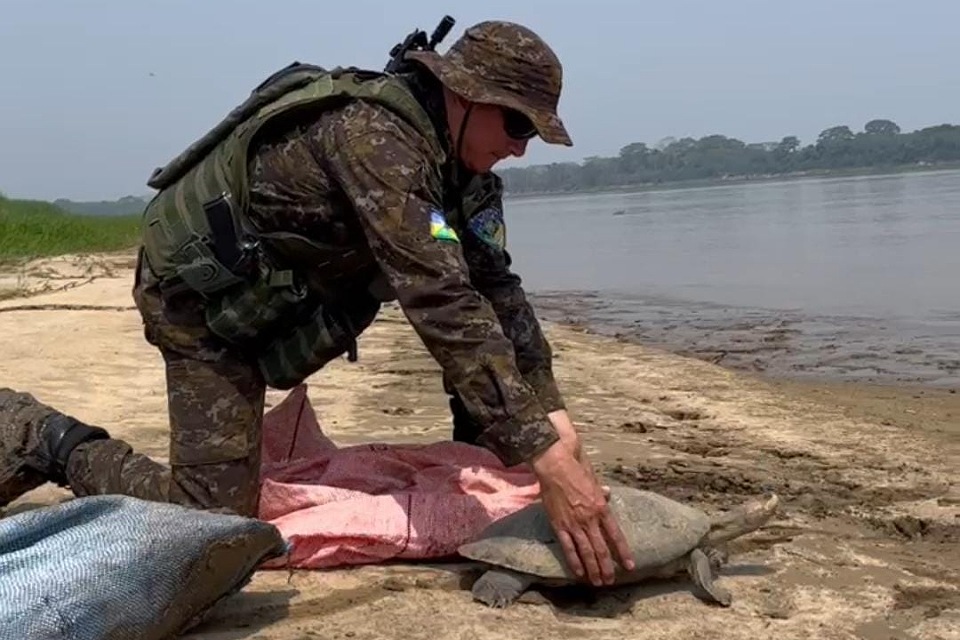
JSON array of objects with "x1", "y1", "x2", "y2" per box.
[{"x1": 0, "y1": 495, "x2": 287, "y2": 639}]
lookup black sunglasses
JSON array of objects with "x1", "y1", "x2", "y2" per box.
[{"x1": 503, "y1": 108, "x2": 537, "y2": 140}]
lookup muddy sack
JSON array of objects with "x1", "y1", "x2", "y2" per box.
[{"x1": 0, "y1": 495, "x2": 287, "y2": 640}]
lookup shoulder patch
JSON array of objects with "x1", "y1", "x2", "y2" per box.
[
  {"x1": 429, "y1": 209, "x2": 459, "y2": 243},
  {"x1": 468, "y1": 207, "x2": 506, "y2": 251}
]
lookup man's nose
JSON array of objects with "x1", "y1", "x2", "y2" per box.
[{"x1": 507, "y1": 137, "x2": 529, "y2": 157}]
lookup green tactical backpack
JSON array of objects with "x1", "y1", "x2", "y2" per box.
[{"x1": 139, "y1": 62, "x2": 445, "y2": 388}]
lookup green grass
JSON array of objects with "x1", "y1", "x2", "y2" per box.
[{"x1": 0, "y1": 193, "x2": 141, "y2": 264}]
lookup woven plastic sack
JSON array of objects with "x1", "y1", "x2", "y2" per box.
[{"x1": 0, "y1": 495, "x2": 287, "y2": 639}]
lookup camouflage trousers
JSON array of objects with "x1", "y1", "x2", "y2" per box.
[
  {"x1": 58, "y1": 249, "x2": 481, "y2": 517},
  {"x1": 64, "y1": 249, "x2": 267, "y2": 517}
]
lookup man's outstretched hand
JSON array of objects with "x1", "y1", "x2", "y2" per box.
[{"x1": 530, "y1": 415, "x2": 635, "y2": 586}]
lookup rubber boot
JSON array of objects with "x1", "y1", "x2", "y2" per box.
[
  {"x1": 1, "y1": 388, "x2": 109, "y2": 508},
  {"x1": 449, "y1": 393, "x2": 484, "y2": 446}
]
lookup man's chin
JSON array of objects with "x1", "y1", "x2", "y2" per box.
[{"x1": 465, "y1": 154, "x2": 499, "y2": 174}]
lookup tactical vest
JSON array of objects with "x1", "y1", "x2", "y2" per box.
[
  {"x1": 141, "y1": 63, "x2": 445, "y2": 293},
  {"x1": 139, "y1": 63, "x2": 451, "y2": 389}
]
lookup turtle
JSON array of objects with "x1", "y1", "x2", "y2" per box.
[{"x1": 457, "y1": 485, "x2": 780, "y2": 608}]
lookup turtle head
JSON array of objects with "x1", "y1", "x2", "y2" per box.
[{"x1": 704, "y1": 493, "x2": 780, "y2": 545}]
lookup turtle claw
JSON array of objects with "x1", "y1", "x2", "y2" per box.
[
  {"x1": 706, "y1": 546, "x2": 729, "y2": 569},
  {"x1": 689, "y1": 548, "x2": 733, "y2": 607},
  {"x1": 476, "y1": 594, "x2": 511, "y2": 608},
  {"x1": 470, "y1": 569, "x2": 532, "y2": 609}
]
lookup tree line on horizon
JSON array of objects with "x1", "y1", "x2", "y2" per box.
[
  {"x1": 13, "y1": 119, "x2": 960, "y2": 215},
  {"x1": 51, "y1": 194, "x2": 150, "y2": 217},
  {"x1": 498, "y1": 119, "x2": 960, "y2": 195}
]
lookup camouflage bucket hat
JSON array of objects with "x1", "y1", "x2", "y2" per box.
[{"x1": 406, "y1": 21, "x2": 573, "y2": 146}]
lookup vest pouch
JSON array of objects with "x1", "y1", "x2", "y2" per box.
[
  {"x1": 204, "y1": 267, "x2": 308, "y2": 346},
  {"x1": 255, "y1": 293, "x2": 381, "y2": 390}
]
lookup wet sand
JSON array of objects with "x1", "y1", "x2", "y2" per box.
[
  {"x1": 528, "y1": 290, "x2": 960, "y2": 388},
  {"x1": 1, "y1": 252, "x2": 958, "y2": 640},
  {"x1": 527, "y1": 290, "x2": 960, "y2": 447}
]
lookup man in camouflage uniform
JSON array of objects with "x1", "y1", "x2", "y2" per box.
[{"x1": 0, "y1": 21, "x2": 634, "y2": 586}]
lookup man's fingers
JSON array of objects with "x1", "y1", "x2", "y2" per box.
[
  {"x1": 586, "y1": 519, "x2": 616, "y2": 584},
  {"x1": 602, "y1": 511, "x2": 636, "y2": 571},
  {"x1": 556, "y1": 529, "x2": 584, "y2": 579},
  {"x1": 571, "y1": 527, "x2": 603, "y2": 586}
]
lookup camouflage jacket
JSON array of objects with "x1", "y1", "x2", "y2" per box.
[{"x1": 243, "y1": 74, "x2": 563, "y2": 466}]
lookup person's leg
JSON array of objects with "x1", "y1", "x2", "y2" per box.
[
  {"x1": 445, "y1": 370, "x2": 485, "y2": 445},
  {"x1": 0, "y1": 386, "x2": 99, "y2": 508},
  {"x1": 0, "y1": 250, "x2": 266, "y2": 516},
  {"x1": 66, "y1": 346, "x2": 266, "y2": 516}
]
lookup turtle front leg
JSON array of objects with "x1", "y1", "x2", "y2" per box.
[
  {"x1": 688, "y1": 548, "x2": 733, "y2": 607},
  {"x1": 471, "y1": 568, "x2": 537, "y2": 608}
]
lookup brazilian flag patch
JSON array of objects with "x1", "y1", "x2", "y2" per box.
[{"x1": 430, "y1": 210, "x2": 459, "y2": 243}]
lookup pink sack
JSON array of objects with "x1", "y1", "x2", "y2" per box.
[{"x1": 256, "y1": 385, "x2": 541, "y2": 569}]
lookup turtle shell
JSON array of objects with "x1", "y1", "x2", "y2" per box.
[{"x1": 458, "y1": 485, "x2": 711, "y2": 580}]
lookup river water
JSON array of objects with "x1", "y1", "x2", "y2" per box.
[{"x1": 503, "y1": 169, "x2": 960, "y2": 387}]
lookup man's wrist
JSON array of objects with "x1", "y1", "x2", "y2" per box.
[
  {"x1": 547, "y1": 409, "x2": 583, "y2": 455},
  {"x1": 529, "y1": 437, "x2": 566, "y2": 476}
]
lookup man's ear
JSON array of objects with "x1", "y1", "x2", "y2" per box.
[{"x1": 442, "y1": 85, "x2": 472, "y2": 113}]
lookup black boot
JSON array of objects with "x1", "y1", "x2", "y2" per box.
[
  {"x1": 1, "y1": 388, "x2": 109, "y2": 508},
  {"x1": 25, "y1": 412, "x2": 110, "y2": 486},
  {"x1": 449, "y1": 393, "x2": 484, "y2": 446}
]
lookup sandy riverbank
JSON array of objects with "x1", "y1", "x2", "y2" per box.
[{"x1": 1, "y1": 251, "x2": 957, "y2": 640}]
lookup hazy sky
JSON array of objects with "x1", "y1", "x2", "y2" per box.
[{"x1": 2, "y1": 0, "x2": 957, "y2": 201}]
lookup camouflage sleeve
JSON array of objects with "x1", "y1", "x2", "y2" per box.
[
  {"x1": 316, "y1": 100, "x2": 559, "y2": 467},
  {"x1": 459, "y1": 174, "x2": 565, "y2": 414}
]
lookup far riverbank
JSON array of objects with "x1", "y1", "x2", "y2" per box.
[{"x1": 502, "y1": 162, "x2": 960, "y2": 202}]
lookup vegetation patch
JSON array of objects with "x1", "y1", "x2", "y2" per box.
[{"x1": 0, "y1": 194, "x2": 140, "y2": 264}]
